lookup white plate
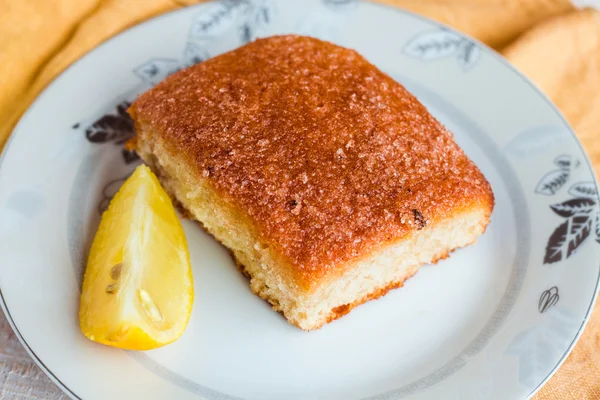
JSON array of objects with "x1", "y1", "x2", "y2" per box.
[{"x1": 1, "y1": 1, "x2": 599, "y2": 399}]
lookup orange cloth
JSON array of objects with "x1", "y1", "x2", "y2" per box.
[{"x1": 1, "y1": 1, "x2": 599, "y2": 398}]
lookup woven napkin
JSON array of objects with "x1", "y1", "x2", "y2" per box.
[{"x1": 1, "y1": 0, "x2": 599, "y2": 398}]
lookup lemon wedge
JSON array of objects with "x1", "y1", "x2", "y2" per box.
[{"x1": 79, "y1": 165, "x2": 193, "y2": 350}]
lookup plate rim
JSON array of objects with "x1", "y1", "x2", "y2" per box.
[{"x1": 0, "y1": 1, "x2": 599, "y2": 399}]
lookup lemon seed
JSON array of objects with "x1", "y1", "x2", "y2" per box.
[
  {"x1": 105, "y1": 283, "x2": 119, "y2": 294},
  {"x1": 110, "y1": 263, "x2": 123, "y2": 280}
]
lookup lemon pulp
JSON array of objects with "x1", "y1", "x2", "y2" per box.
[{"x1": 79, "y1": 165, "x2": 193, "y2": 350}]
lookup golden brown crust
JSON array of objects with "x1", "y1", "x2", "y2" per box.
[{"x1": 129, "y1": 35, "x2": 494, "y2": 289}]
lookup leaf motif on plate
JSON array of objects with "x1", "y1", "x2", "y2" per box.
[
  {"x1": 239, "y1": 0, "x2": 275, "y2": 43},
  {"x1": 182, "y1": 42, "x2": 208, "y2": 67},
  {"x1": 250, "y1": 0, "x2": 274, "y2": 25},
  {"x1": 568, "y1": 181, "x2": 598, "y2": 199},
  {"x1": 404, "y1": 29, "x2": 480, "y2": 69},
  {"x1": 544, "y1": 220, "x2": 568, "y2": 264},
  {"x1": 133, "y1": 59, "x2": 181, "y2": 85},
  {"x1": 189, "y1": 0, "x2": 241, "y2": 39},
  {"x1": 503, "y1": 126, "x2": 567, "y2": 158},
  {"x1": 457, "y1": 41, "x2": 480, "y2": 70},
  {"x1": 240, "y1": 23, "x2": 253, "y2": 44},
  {"x1": 538, "y1": 287, "x2": 559, "y2": 313},
  {"x1": 507, "y1": 306, "x2": 578, "y2": 388},
  {"x1": 506, "y1": 329, "x2": 556, "y2": 387},
  {"x1": 404, "y1": 31, "x2": 464, "y2": 61},
  {"x1": 322, "y1": 0, "x2": 359, "y2": 10},
  {"x1": 544, "y1": 214, "x2": 592, "y2": 264},
  {"x1": 554, "y1": 154, "x2": 580, "y2": 170},
  {"x1": 566, "y1": 215, "x2": 591, "y2": 259},
  {"x1": 122, "y1": 148, "x2": 140, "y2": 164},
  {"x1": 85, "y1": 101, "x2": 133, "y2": 144},
  {"x1": 554, "y1": 155, "x2": 572, "y2": 170},
  {"x1": 98, "y1": 176, "x2": 129, "y2": 214},
  {"x1": 547, "y1": 306, "x2": 579, "y2": 343},
  {"x1": 535, "y1": 169, "x2": 569, "y2": 195},
  {"x1": 550, "y1": 198, "x2": 596, "y2": 217},
  {"x1": 595, "y1": 211, "x2": 600, "y2": 244}
]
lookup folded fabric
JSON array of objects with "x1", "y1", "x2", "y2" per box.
[
  {"x1": 0, "y1": 0, "x2": 183, "y2": 149},
  {"x1": 503, "y1": 8, "x2": 600, "y2": 172}
]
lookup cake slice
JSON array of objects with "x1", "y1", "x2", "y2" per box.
[{"x1": 128, "y1": 35, "x2": 494, "y2": 331}]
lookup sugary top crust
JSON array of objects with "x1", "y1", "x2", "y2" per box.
[{"x1": 130, "y1": 35, "x2": 494, "y2": 284}]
